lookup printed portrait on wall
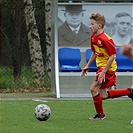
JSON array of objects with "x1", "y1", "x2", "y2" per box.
[{"x1": 58, "y1": 3, "x2": 133, "y2": 47}]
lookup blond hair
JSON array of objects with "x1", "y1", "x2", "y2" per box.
[{"x1": 90, "y1": 13, "x2": 106, "y2": 28}]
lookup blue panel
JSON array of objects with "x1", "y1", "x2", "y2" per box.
[
  {"x1": 116, "y1": 48, "x2": 133, "y2": 72},
  {"x1": 58, "y1": 47, "x2": 82, "y2": 72},
  {"x1": 86, "y1": 49, "x2": 97, "y2": 72}
]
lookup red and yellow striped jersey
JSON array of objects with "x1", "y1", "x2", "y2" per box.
[{"x1": 91, "y1": 31, "x2": 117, "y2": 72}]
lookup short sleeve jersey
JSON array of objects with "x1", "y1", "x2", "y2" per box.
[{"x1": 91, "y1": 31, "x2": 117, "y2": 72}]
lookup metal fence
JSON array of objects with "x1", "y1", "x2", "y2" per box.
[{"x1": 0, "y1": 0, "x2": 51, "y2": 92}]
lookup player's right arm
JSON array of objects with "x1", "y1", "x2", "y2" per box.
[{"x1": 81, "y1": 52, "x2": 96, "y2": 76}]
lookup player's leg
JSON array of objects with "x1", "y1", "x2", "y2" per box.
[
  {"x1": 107, "y1": 86, "x2": 133, "y2": 100},
  {"x1": 128, "y1": 86, "x2": 133, "y2": 100},
  {"x1": 89, "y1": 81, "x2": 106, "y2": 120},
  {"x1": 99, "y1": 89, "x2": 108, "y2": 100}
]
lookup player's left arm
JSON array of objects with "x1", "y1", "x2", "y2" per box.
[
  {"x1": 103, "y1": 38, "x2": 117, "y2": 72},
  {"x1": 98, "y1": 39, "x2": 116, "y2": 84},
  {"x1": 98, "y1": 54, "x2": 115, "y2": 84},
  {"x1": 102, "y1": 54, "x2": 116, "y2": 73}
]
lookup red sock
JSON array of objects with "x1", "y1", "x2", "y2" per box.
[
  {"x1": 93, "y1": 94, "x2": 104, "y2": 116},
  {"x1": 108, "y1": 88, "x2": 130, "y2": 98}
]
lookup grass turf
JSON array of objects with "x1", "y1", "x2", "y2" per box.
[{"x1": 0, "y1": 99, "x2": 133, "y2": 133}]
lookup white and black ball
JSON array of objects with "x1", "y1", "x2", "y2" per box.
[{"x1": 34, "y1": 104, "x2": 51, "y2": 121}]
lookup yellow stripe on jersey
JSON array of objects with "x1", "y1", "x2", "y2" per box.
[
  {"x1": 104, "y1": 33, "x2": 112, "y2": 40},
  {"x1": 93, "y1": 45, "x2": 117, "y2": 72}
]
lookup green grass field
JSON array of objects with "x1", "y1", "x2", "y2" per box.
[{"x1": 0, "y1": 94, "x2": 133, "y2": 133}]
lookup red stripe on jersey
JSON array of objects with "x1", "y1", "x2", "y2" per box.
[{"x1": 91, "y1": 32, "x2": 117, "y2": 56}]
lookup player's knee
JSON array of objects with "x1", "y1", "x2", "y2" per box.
[
  {"x1": 102, "y1": 96, "x2": 108, "y2": 100},
  {"x1": 101, "y1": 93, "x2": 109, "y2": 100},
  {"x1": 90, "y1": 88, "x2": 97, "y2": 95}
]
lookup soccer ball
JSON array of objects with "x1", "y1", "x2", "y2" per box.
[{"x1": 34, "y1": 104, "x2": 51, "y2": 121}]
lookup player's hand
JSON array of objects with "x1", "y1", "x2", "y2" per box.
[
  {"x1": 96, "y1": 71, "x2": 105, "y2": 84},
  {"x1": 81, "y1": 66, "x2": 89, "y2": 76},
  {"x1": 120, "y1": 44, "x2": 132, "y2": 58}
]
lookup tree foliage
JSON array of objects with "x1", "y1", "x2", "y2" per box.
[{"x1": 0, "y1": 0, "x2": 50, "y2": 89}]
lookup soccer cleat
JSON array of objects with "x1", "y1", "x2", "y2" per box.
[
  {"x1": 88, "y1": 114, "x2": 106, "y2": 120},
  {"x1": 128, "y1": 86, "x2": 133, "y2": 100}
]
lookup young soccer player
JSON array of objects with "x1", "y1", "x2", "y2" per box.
[{"x1": 81, "y1": 13, "x2": 133, "y2": 120}]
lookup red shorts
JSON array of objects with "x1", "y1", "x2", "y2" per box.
[{"x1": 95, "y1": 68, "x2": 116, "y2": 89}]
